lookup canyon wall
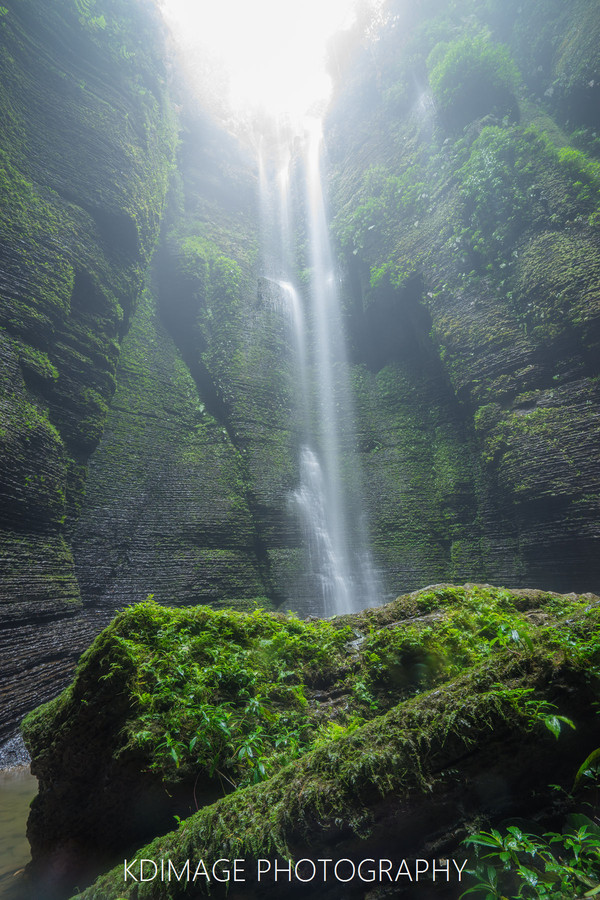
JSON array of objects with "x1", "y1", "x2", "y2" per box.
[
  {"x1": 2, "y1": 0, "x2": 600, "y2": 742},
  {"x1": 326, "y1": 0, "x2": 600, "y2": 597},
  {"x1": 0, "y1": 0, "x2": 175, "y2": 740}
]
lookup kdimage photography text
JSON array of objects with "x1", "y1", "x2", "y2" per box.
[{"x1": 123, "y1": 856, "x2": 469, "y2": 884}]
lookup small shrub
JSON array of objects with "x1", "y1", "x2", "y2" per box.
[
  {"x1": 428, "y1": 35, "x2": 521, "y2": 128},
  {"x1": 456, "y1": 125, "x2": 551, "y2": 269}
]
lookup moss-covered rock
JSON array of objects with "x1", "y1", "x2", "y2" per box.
[
  {"x1": 514, "y1": 231, "x2": 600, "y2": 354},
  {"x1": 20, "y1": 584, "x2": 600, "y2": 897},
  {"x1": 71, "y1": 647, "x2": 597, "y2": 899}
]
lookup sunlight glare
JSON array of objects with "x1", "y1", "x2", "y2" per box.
[{"x1": 159, "y1": 0, "x2": 362, "y2": 121}]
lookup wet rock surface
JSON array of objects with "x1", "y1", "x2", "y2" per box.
[{"x1": 326, "y1": 0, "x2": 600, "y2": 598}]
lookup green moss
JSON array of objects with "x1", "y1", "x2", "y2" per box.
[
  {"x1": 473, "y1": 403, "x2": 503, "y2": 434},
  {"x1": 553, "y1": 1, "x2": 600, "y2": 100},
  {"x1": 0, "y1": 387, "x2": 67, "y2": 525},
  {"x1": 170, "y1": 232, "x2": 245, "y2": 380},
  {"x1": 11, "y1": 339, "x2": 59, "y2": 385},
  {"x1": 68, "y1": 586, "x2": 600, "y2": 899},
  {"x1": 0, "y1": 150, "x2": 76, "y2": 341},
  {"x1": 514, "y1": 231, "x2": 600, "y2": 350},
  {"x1": 474, "y1": 389, "x2": 600, "y2": 518},
  {"x1": 24, "y1": 600, "x2": 355, "y2": 790},
  {"x1": 0, "y1": 0, "x2": 177, "y2": 612},
  {"x1": 351, "y1": 362, "x2": 481, "y2": 585}
]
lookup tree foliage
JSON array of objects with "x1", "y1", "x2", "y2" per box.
[{"x1": 428, "y1": 34, "x2": 521, "y2": 127}]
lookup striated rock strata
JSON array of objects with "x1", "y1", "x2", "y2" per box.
[
  {"x1": 325, "y1": 0, "x2": 600, "y2": 596},
  {"x1": 0, "y1": 0, "x2": 175, "y2": 741}
]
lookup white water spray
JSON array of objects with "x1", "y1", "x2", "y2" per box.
[
  {"x1": 301, "y1": 119, "x2": 378, "y2": 615},
  {"x1": 277, "y1": 280, "x2": 310, "y2": 426}
]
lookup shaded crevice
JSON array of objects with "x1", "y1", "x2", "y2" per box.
[
  {"x1": 155, "y1": 245, "x2": 279, "y2": 604},
  {"x1": 345, "y1": 260, "x2": 432, "y2": 372}
]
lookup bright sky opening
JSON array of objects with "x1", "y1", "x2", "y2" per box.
[{"x1": 158, "y1": 0, "x2": 368, "y2": 122}]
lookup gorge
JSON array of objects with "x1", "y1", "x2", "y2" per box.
[{"x1": 1, "y1": 0, "x2": 600, "y2": 897}]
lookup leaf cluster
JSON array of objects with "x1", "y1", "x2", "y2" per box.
[
  {"x1": 105, "y1": 601, "x2": 352, "y2": 789},
  {"x1": 463, "y1": 818, "x2": 600, "y2": 899}
]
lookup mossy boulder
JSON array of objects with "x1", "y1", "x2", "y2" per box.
[{"x1": 20, "y1": 584, "x2": 600, "y2": 897}]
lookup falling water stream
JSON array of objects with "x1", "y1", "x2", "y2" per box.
[{"x1": 262, "y1": 120, "x2": 378, "y2": 616}]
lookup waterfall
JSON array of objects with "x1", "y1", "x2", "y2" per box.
[
  {"x1": 259, "y1": 121, "x2": 379, "y2": 617},
  {"x1": 277, "y1": 280, "x2": 309, "y2": 427}
]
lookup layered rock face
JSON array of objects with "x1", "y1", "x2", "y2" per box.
[
  {"x1": 326, "y1": 0, "x2": 600, "y2": 597},
  {"x1": 0, "y1": 0, "x2": 175, "y2": 740},
  {"x1": 0, "y1": 1, "x2": 312, "y2": 743},
  {"x1": 0, "y1": 0, "x2": 315, "y2": 745},
  {"x1": 72, "y1": 109, "x2": 309, "y2": 614}
]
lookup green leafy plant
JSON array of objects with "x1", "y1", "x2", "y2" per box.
[
  {"x1": 462, "y1": 703, "x2": 599, "y2": 899},
  {"x1": 490, "y1": 623, "x2": 534, "y2": 652},
  {"x1": 462, "y1": 819, "x2": 600, "y2": 899},
  {"x1": 456, "y1": 125, "x2": 541, "y2": 268},
  {"x1": 574, "y1": 749, "x2": 600, "y2": 791},
  {"x1": 113, "y1": 601, "x2": 355, "y2": 789}
]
